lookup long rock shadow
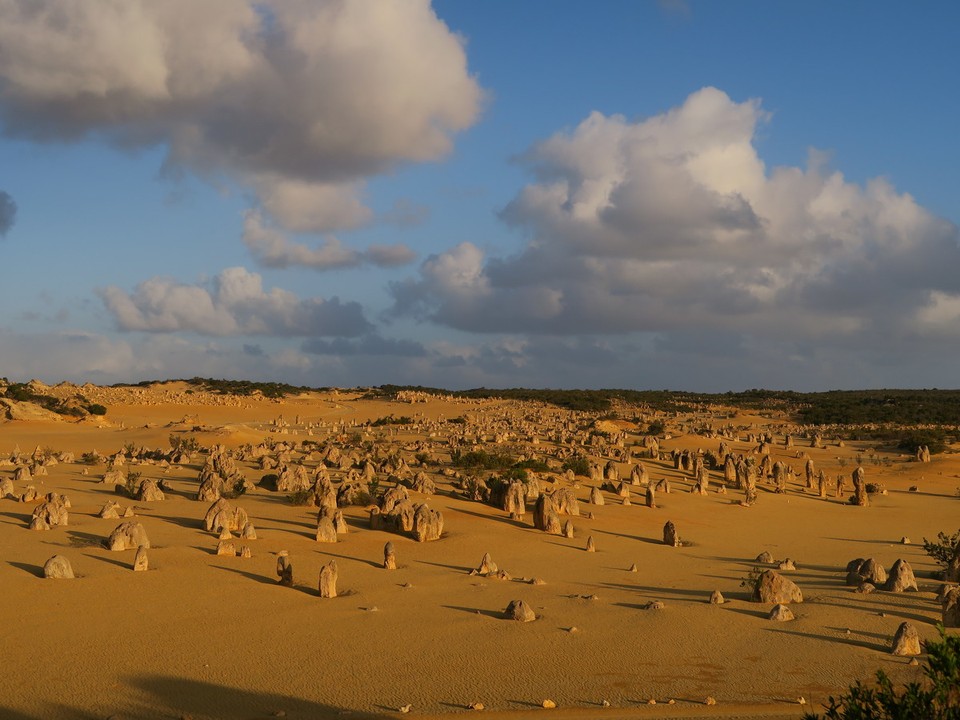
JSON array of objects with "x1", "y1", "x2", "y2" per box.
[
  {"x1": 111, "y1": 674, "x2": 391, "y2": 720},
  {"x1": 441, "y1": 604, "x2": 503, "y2": 620},
  {"x1": 151, "y1": 514, "x2": 200, "y2": 530},
  {"x1": 84, "y1": 553, "x2": 131, "y2": 570},
  {"x1": 7, "y1": 560, "x2": 43, "y2": 578},
  {"x1": 317, "y1": 549, "x2": 382, "y2": 569},
  {"x1": 212, "y1": 565, "x2": 318, "y2": 596},
  {"x1": 67, "y1": 530, "x2": 104, "y2": 548},
  {"x1": 417, "y1": 559, "x2": 472, "y2": 573},
  {"x1": 765, "y1": 627, "x2": 888, "y2": 653},
  {"x1": 592, "y1": 528, "x2": 662, "y2": 545}
]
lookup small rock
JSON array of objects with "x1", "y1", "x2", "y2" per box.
[
  {"x1": 709, "y1": 590, "x2": 725, "y2": 604},
  {"x1": 628, "y1": 563, "x2": 638, "y2": 572},
  {"x1": 601, "y1": 700, "x2": 610, "y2": 707},
  {"x1": 398, "y1": 704, "x2": 411, "y2": 714},
  {"x1": 468, "y1": 702, "x2": 484, "y2": 711},
  {"x1": 646, "y1": 600, "x2": 665, "y2": 610},
  {"x1": 778, "y1": 558, "x2": 796, "y2": 571},
  {"x1": 768, "y1": 603, "x2": 794, "y2": 621},
  {"x1": 704, "y1": 697, "x2": 716, "y2": 706},
  {"x1": 901, "y1": 536, "x2": 911, "y2": 544},
  {"x1": 542, "y1": 700, "x2": 556, "y2": 709},
  {"x1": 756, "y1": 551, "x2": 774, "y2": 564},
  {"x1": 505, "y1": 599, "x2": 536, "y2": 622},
  {"x1": 797, "y1": 697, "x2": 807, "y2": 705},
  {"x1": 647, "y1": 698, "x2": 656, "y2": 705}
]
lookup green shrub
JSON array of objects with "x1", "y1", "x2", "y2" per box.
[
  {"x1": 923, "y1": 529, "x2": 960, "y2": 571},
  {"x1": 561, "y1": 457, "x2": 591, "y2": 477},
  {"x1": 287, "y1": 489, "x2": 313, "y2": 506},
  {"x1": 88, "y1": 404, "x2": 107, "y2": 416},
  {"x1": 647, "y1": 420, "x2": 666, "y2": 435},
  {"x1": 803, "y1": 626, "x2": 960, "y2": 719},
  {"x1": 897, "y1": 429, "x2": 948, "y2": 455}
]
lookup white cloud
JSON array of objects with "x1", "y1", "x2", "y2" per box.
[
  {"x1": 98, "y1": 266, "x2": 372, "y2": 337},
  {"x1": 392, "y1": 87, "x2": 960, "y2": 346},
  {"x1": 242, "y1": 211, "x2": 415, "y2": 270},
  {"x1": 0, "y1": 0, "x2": 482, "y2": 232}
]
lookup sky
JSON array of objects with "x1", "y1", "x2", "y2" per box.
[{"x1": 1, "y1": 0, "x2": 959, "y2": 392}]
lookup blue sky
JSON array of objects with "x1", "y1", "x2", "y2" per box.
[{"x1": 1, "y1": 1, "x2": 958, "y2": 391}]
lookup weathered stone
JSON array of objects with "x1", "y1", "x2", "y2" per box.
[
  {"x1": 315, "y1": 514, "x2": 338, "y2": 543},
  {"x1": 847, "y1": 557, "x2": 886, "y2": 586},
  {"x1": 319, "y1": 559, "x2": 338, "y2": 598},
  {"x1": 136, "y1": 479, "x2": 165, "y2": 502},
  {"x1": 662, "y1": 521, "x2": 680, "y2": 547},
  {"x1": 277, "y1": 552, "x2": 294, "y2": 586},
  {"x1": 384, "y1": 541, "x2": 397, "y2": 570},
  {"x1": 943, "y1": 586, "x2": 960, "y2": 627},
  {"x1": 589, "y1": 486, "x2": 604, "y2": 506},
  {"x1": 413, "y1": 504, "x2": 444, "y2": 542},
  {"x1": 585, "y1": 535, "x2": 595, "y2": 552},
  {"x1": 533, "y1": 494, "x2": 562, "y2": 534},
  {"x1": 474, "y1": 552, "x2": 498, "y2": 576},
  {"x1": 203, "y1": 498, "x2": 248, "y2": 534},
  {"x1": 768, "y1": 603, "x2": 794, "y2": 621},
  {"x1": 43, "y1": 554, "x2": 74, "y2": 579},
  {"x1": 552, "y1": 487, "x2": 580, "y2": 516},
  {"x1": 709, "y1": 590, "x2": 725, "y2": 604},
  {"x1": 753, "y1": 570, "x2": 803, "y2": 604},
  {"x1": 105, "y1": 521, "x2": 150, "y2": 551},
  {"x1": 884, "y1": 559, "x2": 918, "y2": 593},
  {"x1": 504, "y1": 599, "x2": 536, "y2": 622},
  {"x1": 562, "y1": 520, "x2": 575, "y2": 539},
  {"x1": 98, "y1": 501, "x2": 121, "y2": 519},
  {"x1": 890, "y1": 622, "x2": 921, "y2": 656},
  {"x1": 133, "y1": 545, "x2": 149, "y2": 571}
]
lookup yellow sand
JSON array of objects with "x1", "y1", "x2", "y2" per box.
[{"x1": 0, "y1": 386, "x2": 956, "y2": 720}]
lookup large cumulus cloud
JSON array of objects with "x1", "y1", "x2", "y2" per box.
[
  {"x1": 98, "y1": 267, "x2": 371, "y2": 337},
  {"x1": 391, "y1": 87, "x2": 960, "y2": 346},
  {"x1": 0, "y1": 0, "x2": 481, "y2": 236}
]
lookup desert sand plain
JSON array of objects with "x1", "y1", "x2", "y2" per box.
[{"x1": 0, "y1": 381, "x2": 957, "y2": 720}]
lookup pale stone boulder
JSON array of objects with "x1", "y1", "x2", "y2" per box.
[
  {"x1": 890, "y1": 622, "x2": 921, "y2": 656},
  {"x1": 753, "y1": 570, "x2": 803, "y2": 604},
  {"x1": 413, "y1": 504, "x2": 444, "y2": 542},
  {"x1": 884, "y1": 559, "x2": 918, "y2": 593},
  {"x1": 43, "y1": 555, "x2": 74, "y2": 579},
  {"x1": 106, "y1": 521, "x2": 150, "y2": 551}
]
